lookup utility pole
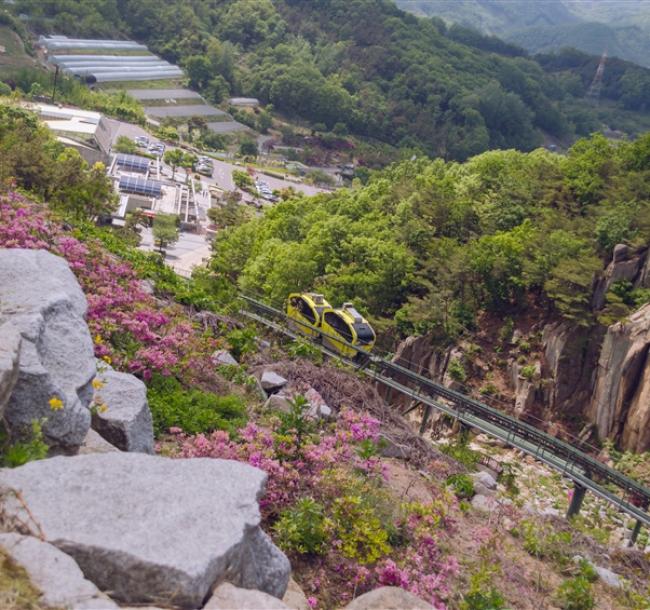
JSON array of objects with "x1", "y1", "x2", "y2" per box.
[{"x1": 51, "y1": 65, "x2": 60, "y2": 104}]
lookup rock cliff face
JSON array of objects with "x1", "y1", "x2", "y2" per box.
[
  {"x1": 588, "y1": 303, "x2": 650, "y2": 452},
  {"x1": 391, "y1": 246, "x2": 650, "y2": 451},
  {"x1": 541, "y1": 321, "x2": 605, "y2": 418}
]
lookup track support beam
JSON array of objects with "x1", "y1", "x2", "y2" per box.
[
  {"x1": 419, "y1": 404, "x2": 433, "y2": 435},
  {"x1": 567, "y1": 483, "x2": 587, "y2": 519},
  {"x1": 629, "y1": 519, "x2": 643, "y2": 547}
]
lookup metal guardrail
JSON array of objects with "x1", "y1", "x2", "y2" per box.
[{"x1": 239, "y1": 294, "x2": 650, "y2": 528}]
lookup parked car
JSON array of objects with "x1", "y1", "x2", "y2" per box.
[
  {"x1": 135, "y1": 136, "x2": 149, "y2": 148},
  {"x1": 148, "y1": 143, "x2": 165, "y2": 157}
]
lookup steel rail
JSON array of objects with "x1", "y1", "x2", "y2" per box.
[{"x1": 238, "y1": 294, "x2": 650, "y2": 527}]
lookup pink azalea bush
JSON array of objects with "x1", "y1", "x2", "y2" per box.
[
  {"x1": 0, "y1": 191, "x2": 220, "y2": 383},
  {"x1": 177, "y1": 407, "x2": 459, "y2": 608}
]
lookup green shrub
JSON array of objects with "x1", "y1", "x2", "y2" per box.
[
  {"x1": 331, "y1": 494, "x2": 390, "y2": 564},
  {"x1": 286, "y1": 339, "x2": 323, "y2": 363},
  {"x1": 276, "y1": 395, "x2": 314, "y2": 452},
  {"x1": 446, "y1": 473, "x2": 475, "y2": 499},
  {"x1": 556, "y1": 576, "x2": 595, "y2": 610},
  {"x1": 499, "y1": 318, "x2": 514, "y2": 344},
  {"x1": 479, "y1": 382, "x2": 498, "y2": 396},
  {"x1": 147, "y1": 374, "x2": 247, "y2": 436},
  {"x1": 461, "y1": 564, "x2": 507, "y2": 610},
  {"x1": 0, "y1": 419, "x2": 48, "y2": 468},
  {"x1": 225, "y1": 326, "x2": 257, "y2": 361},
  {"x1": 448, "y1": 358, "x2": 467, "y2": 382},
  {"x1": 518, "y1": 340, "x2": 531, "y2": 353},
  {"x1": 440, "y1": 440, "x2": 480, "y2": 469},
  {"x1": 462, "y1": 588, "x2": 507, "y2": 610},
  {"x1": 217, "y1": 364, "x2": 258, "y2": 390},
  {"x1": 520, "y1": 365, "x2": 536, "y2": 381},
  {"x1": 516, "y1": 519, "x2": 573, "y2": 564},
  {"x1": 274, "y1": 497, "x2": 330, "y2": 555}
]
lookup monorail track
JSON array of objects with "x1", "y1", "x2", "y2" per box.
[{"x1": 239, "y1": 294, "x2": 650, "y2": 536}]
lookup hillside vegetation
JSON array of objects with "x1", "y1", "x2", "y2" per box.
[
  {"x1": 397, "y1": 0, "x2": 650, "y2": 69},
  {"x1": 213, "y1": 134, "x2": 650, "y2": 342},
  {"x1": 1, "y1": 99, "x2": 650, "y2": 610},
  {"x1": 7, "y1": 0, "x2": 650, "y2": 160}
]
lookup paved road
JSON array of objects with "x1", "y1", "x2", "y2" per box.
[
  {"x1": 138, "y1": 227, "x2": 212, "y2": 278},
  {"x1": 207, "y1": 158, "x2": 325, "y2": 198}
]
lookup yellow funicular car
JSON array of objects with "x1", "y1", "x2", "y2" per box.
[{"x1": 286, "y1": 293, "x2": 376, "y2": 359}]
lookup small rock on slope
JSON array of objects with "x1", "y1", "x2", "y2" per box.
[
  {"x1": 205, "y1": 582, "x2": 291, "y2": 609},
  {"x1": 343, "y1": 587, "x2": 434, "y2": 609},
  {"x1": 91, "y1": 369, "x2": 154, "y2": 453},
  {"x1": 0, "y1": 532, "x2": 118, "y2": 609}
]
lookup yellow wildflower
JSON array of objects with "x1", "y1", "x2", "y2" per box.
[
  {"x1": 102, "y1": 355, "x2": 112, "y2": 364},
  {"x1": 91, "y1": 378, "x2": 105, "y2": 390},
  {"x1": 48, "y1": 397, "x2": 64, "y2": 411},
  {"x1": 94, "y1": 334, "x2": 103, "y2": 344},
  {"x1": 97, "y1": 403, "x2": 109, "y2": 414}
]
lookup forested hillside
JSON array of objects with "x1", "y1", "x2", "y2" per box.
[
  {"x1": 9, "y1": 0, "x2": 650, "y2": 160},
  {"x1": 397, "y1": 0, "x2": 650, "y2": 69},
  {"x1": 212, "y1": 134, "x2": 650, "y2": 342}
]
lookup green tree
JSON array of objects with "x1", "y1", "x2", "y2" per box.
[
  {"x1": 163, "y1": 149, "x2": 186, "y2": 180},
  {"x1": 152, "y1": 213, "x2": 179, "y2": 257},
  {"x1": 185, "y1": 55, "x2": 212, "y2": 90},
  {"x1": 232, "y1": 169, "x2": 254, "y2": 190},
  {"x1": 114, "y1": 136, "x2": 137, "y2": 154},
  {"x1": 239, "y1": 139, "x2": 258, "y2": 157}
]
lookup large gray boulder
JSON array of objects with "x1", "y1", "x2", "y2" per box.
[
  {"x1": 0, "y1": 249, "x2": 95, "y2": 450},
  {"x1": 0, "y1": 532, "x2": 118, "y2": 609},
  {"x1": 0, "y1": 321, "x2": 21, "y2": 417},
  {"x1": 0, "y1": 453, "x2": 291, "y2": 608},
  {"x1": 91, "y1": 369, "x2": 154, "y2": 453},
  {"x1": 344, "y1": 587, "x2": 434, "y2": 609}
]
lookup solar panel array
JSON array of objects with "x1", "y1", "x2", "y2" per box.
[
  {"x1": 118, "y1": 176, "x2": 162, "y2": 198},
  {"x1": 115, "y1": 154, "x2": 150, "y2": 173}
]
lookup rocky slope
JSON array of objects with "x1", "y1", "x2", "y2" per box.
[{"x1": 394, "y1": 245, "x2": 650, "y2": 453}]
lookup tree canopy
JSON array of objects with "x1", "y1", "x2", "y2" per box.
[
  {"x1": 12, "y1": 0, "x2": 650, "y2": 160},
  {"x1": 212, "y1": 133, "x2": 650, "y2": 339}
]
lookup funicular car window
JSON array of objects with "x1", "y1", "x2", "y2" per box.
[
  {"x1": 324, "y1": 312, "x2": 353, "y2": 343},
  {"x1": 355, "y1": 323, "x2": 375, "y2": 344},
  {"x1": 298, "y1": 298, "x2": 316, "y2": 324}
]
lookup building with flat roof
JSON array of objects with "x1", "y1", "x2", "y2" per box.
[{"x1": 24, "y1": 102, "x2": 114, "y2": 165}]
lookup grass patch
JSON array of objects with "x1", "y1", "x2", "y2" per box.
[
  {"x1": 147, "y1": 374, "x2": 247, "y2": 436},
  {"x1": 0, "y1": 26, "x2": 37, "y2": 72},
  {"x1": 0, "y1": 549, "x2": 50, "y2": 610}
]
